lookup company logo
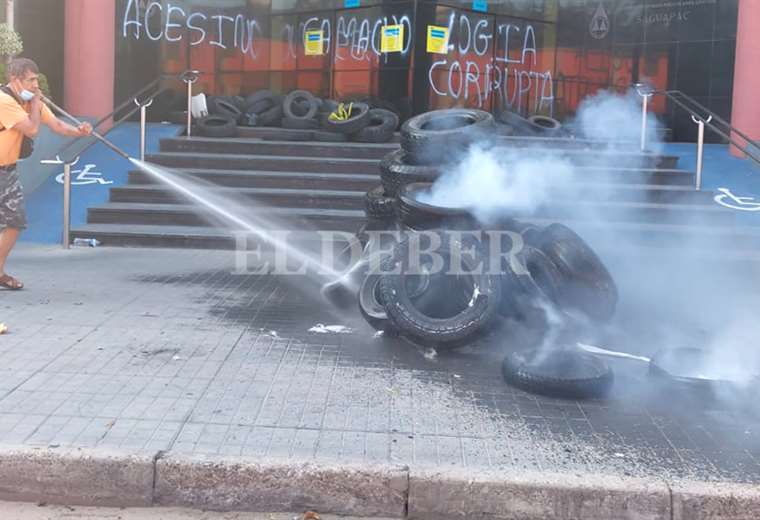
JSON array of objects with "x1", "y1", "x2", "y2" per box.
[{"x1": 590, "y1": 3, "x2": 610, "y2": 39}]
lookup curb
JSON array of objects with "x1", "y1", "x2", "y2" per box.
[{"x1": 0, "y1": 446, "x2": 759, "y2": 519}]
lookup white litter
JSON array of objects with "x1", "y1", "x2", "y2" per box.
[
  {"x1": 424, "y1": 348, "x2": 437, "y2": 360},
  {"x1": 308, "y1": 324, "x2": 353, "y2": 334},
  {"x1": 373, "y1": 330, "x2": 384, "y2": 338},
  {"x1": 190, "y1": 92, "x2": 208, "y2": 118},
  {"x1": 171, "y1": 355, "x2": 183, "y2": 361},
  {"x1": 258, "y1": 328, "x2": 278, "y2": 338}
]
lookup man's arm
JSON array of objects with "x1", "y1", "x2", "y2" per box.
[
  {"x1": 45, "y1": 110, "x2": 92, "y2": 138},
  {"x1": 10, "y1": 97, "x2": 41, "y2": 138}
]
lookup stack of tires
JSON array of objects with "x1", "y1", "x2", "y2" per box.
[
  {"x1": 192, "y1": 89, "x2": 399, "y2": 143},
  {"x1": 350, "y1": 108, "x2": 616, "y2": 353}
]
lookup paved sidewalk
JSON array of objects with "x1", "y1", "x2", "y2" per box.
[{"x1": 2, "y1": 243, "x2": 760, "y2": 518}]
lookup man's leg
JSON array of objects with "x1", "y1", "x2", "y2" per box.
[{"x1": 0, "y1": 227, "x2": 20, "y2": 275}]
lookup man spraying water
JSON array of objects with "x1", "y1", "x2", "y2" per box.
[{"x1": 0, "y1": 58, "x2": 92, "y2": 290}]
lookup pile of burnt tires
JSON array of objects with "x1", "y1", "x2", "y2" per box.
[
  {"x1": 191, "y1": 89, "x2": 399, "y2": 143},
  {"x1": 349, "y1": 108, "x2": 617, "y2": 397}
]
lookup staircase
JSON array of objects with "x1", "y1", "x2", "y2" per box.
[{"x1": 70, "y1": 128, "x2": 760, "y2": 258}]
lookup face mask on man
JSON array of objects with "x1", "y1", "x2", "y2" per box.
[{"x1": 18, "y1": 89, "x2": 35, "y2": 102}]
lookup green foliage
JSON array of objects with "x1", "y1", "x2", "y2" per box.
[{"x1": 0, "y1": 23, "x2": 22, "y2": 58}]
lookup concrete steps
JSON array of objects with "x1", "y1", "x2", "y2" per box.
[
  {"x1": 86, "y1": 202, "x2": 365, "y2": 231},
  {"x1": 72, "y1": 132, "x2": 754, "y2": 253}
]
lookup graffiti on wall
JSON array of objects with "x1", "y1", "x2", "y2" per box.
[{"x1": 427, "y1": 12, "x2": 554, "y2": 115}]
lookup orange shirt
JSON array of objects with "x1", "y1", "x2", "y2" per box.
[{"x1": 0, "y1": 90, "x2": 54, "y2": 166}]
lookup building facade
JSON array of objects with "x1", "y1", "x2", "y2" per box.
[{"x1": 13, "y1": 0, "x2": 760, "y2": 143}]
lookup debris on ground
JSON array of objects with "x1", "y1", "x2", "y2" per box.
[
  {"x1": 308, "y1": 324, "x2": 353, "y2": 334},
  {"x1": 0, "y1": 323, "x2": 7, "y2": 334}
]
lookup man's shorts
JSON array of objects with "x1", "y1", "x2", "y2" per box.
[{"x1": 0, "y1": 165, "x2": 27, "y2": 230}]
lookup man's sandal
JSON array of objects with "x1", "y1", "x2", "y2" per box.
[{"x1": 0, "y1": 274, "x2": 23, "y2": 290}]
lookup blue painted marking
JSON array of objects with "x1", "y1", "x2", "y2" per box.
[
  {"x1": 384, "y1": 28, "x2": 400, "y2": 36},
  {"x1": 307, "y1": 34, "x2": 321, "y2": 41},
  {"x1": 20, "y1": 122, "x2": 181, "y2": 244},
  {"x1": 430, "y1": 30, "x2": 446, "y2": 38},
  {"x1": 663, "y1": 142, "x2": 760, "y2": 225},
  {"x1": 344, "y1": 0, "x2": 359, "y2": 8},
  {"x1": 472, "y1": 0, "x2": 488, "y2": 12}
]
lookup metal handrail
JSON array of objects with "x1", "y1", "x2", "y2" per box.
[
  {"x1": 53, "y1": 73, "x2": 182, "y2": 162},
  {"x1": 635, "y1": 83, "x2": 759, "y2": 191},
  {"x1": 659, "y1": 90, "x2": 760, "y2": 167}
]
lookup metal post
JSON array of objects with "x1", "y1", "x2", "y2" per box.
[
  {"x1": 635, "y1": 83, "x2": 654, "y2": 152},
  {"x1": 180, "y1": 70, "x2": 201, "y2": 138},
  {"x1": 41, "y1": 156, "x2": 79, "y2": 249},
  {"x1": 134, "y1": 98, "x2": 153, "y2": 162},
  {"x1": 692, "y1": 115, "x2": 712, "y2": 191}
]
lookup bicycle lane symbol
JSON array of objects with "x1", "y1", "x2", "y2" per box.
[
  {"x1": 55, "y1": 163, "x2": 113, "y2": 186},
  {"x1": 713, "y1": 187, "x2": 760, "y2": 212}
]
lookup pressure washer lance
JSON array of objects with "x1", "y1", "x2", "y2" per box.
[{"x1": 40, "y1": 95, "x2": 133, "y2": 161}]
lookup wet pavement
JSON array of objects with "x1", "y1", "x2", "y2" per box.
[{"x1": 2, "y1": 243, "x2": 760, "y2": 485}]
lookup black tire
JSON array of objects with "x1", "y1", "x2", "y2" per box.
[
  {"x1": 537, "y1": 224, "x2": 617, "y2": 322},
  {"x1": 379, "y1": 149, "x2": 442, "y2": 197},
  {"x1": 359, "y1": 273, "x2": 398, "y2": 334},
  {"x1": 529, "y1": 115, "x2": 562, "y2": 135},
  {"x1": 352, "y1": 109, "x2": 399, "y2": 143},
  {"x1": 283, "y1": 90, "x2": 319, "y2": 120},
  {"x1": 282, "y1": 116, "x2": 319, "y2": 130},
  {"x1": 313, "y1": 130, "x2": 348, "y2": 142},
  {"x1": 319, "y1": 99, "x2": 340, "y2": 115},
  {"x1": 257, "y1": 102, "x2": 284, "y2": 127},
  {"x1": 401, "y1": 109, "x2": 494, "y2": 165},
  {"x1": 496, "y1": 110, "x2": 534, "y2": 135},
  {"x1": 239, "y1": 112, "x2": 258, "y2": 127},
  {"x1": 365, "y1": 185, "x2": 396, "y2": 219},
  {"x1": 232, "y1": 96, "x2": 247, "y2": 111},
  {"x1": 195, "y1": 115, "x2": 237, "y2": 138},
  {"x1": 501, "y1": 348, "x2": 614, "y2": 399},
  {"x1": 503, "y1": 245, "x2": 565, "y2": 314},
  {"x1": 324, "y1": 102, "x2": 371, "y2": 134},
  {"x1": 244, "y1": 90, "x2": 274, "y2": 110},
  {"x1": 207, "y1": 97, "x2": 242, "y2": 121},
  {"x1": 246, "y1": 97, "x2": 276, "y2": 115},
  {"x1": 378, "y1": 231, "x2": 502, "y2": 347},
  {"x1": 397, "y1": 182, "x2": 474, "y2": 230}
]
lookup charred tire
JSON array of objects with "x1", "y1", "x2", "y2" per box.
[
  {"x1": 538, "y1": 224, "x2": 617, "y2": 322},
  {"x1": 397, "y1": 182, "x2": 474, "y2": 231},
  {"x1": 324, "y1": 102, "x2": 371, "y2": 134},
  {"x1": 379, "y1": 149, "x2": 442, "y2": 197},
  {"x1": 529, "y1": 115, "x2": 562, "y2": 135},
  {"x1": 401, "y1": 109, "x2": 494, "y2": 165},
  {"x1": 283, "y1": 90, "x2": 319, "y2": 120},
  {"x1": 378, "y1": 232, "x2": 502, "y2": 347},
  {"x1": 499, "y1": 245, "x2": 566, "y2": 321},
  {"x1": 245, "y1": 91, "x2": 274, "y2": 110},
  {"x1": 246, "y1": 97, "x2": 276, "y2": 115},
  {"x1": 195, "y1": 115, "x2": 237, "y2": 138},
  {"x1": 359, "y1": 274, "x2": 398, "y2": 335},
  {"x1": 239, "y1": 113, "x2": 258, "y2": 127},
  {"x1": 352, "y1": 109, "x2": 399, "y2": 143},
  {"x1": 496, "y1": 110, "x2": 534, "y2": 135},
  {"x1": 282, "y1": 116, "x2": 319, "y2": 130},
  {"x1": 313, "y1": 130, "x2": 348, "y2": 142},
  {"x1": 208, "y1": 97, "x2": 242, "y2": 120},
  {"x1": 365, "y1": 185, "x2": 396, "y2": 219},
  {"x1": 501, "y1": 348, "x2": 614, "y2": 399},
  {"x1": 257, "y1": 102, "x2": 284, "y2": 127}
]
